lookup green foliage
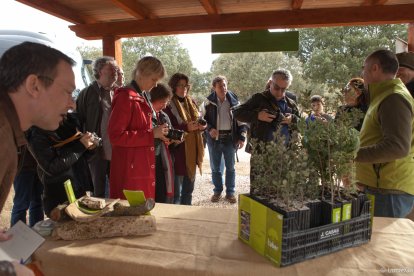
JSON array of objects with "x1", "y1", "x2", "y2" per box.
[
  {"x1": 300, "y1": 109, "x2": 362, "y2": 201},
  {"x1": 250, "y1": 131, "x2": 319, "y2": 209},
  {"x1": 210, "y1": 52, "x2": 306, "y2": 102},
  {"x1": 189, "y1": 70, "x2": 213, "y2": 104},
  {"x1": 295, "y1": 24, "x2": 407, "y2": 89},
  {"x1": 77, "y1": 36, "x2": 196, "y2": 85},
  {"x1": 76, "y1": 44, "x2": 103, "y2": 78},
  {"x1": 121, "y1": 36, "x2": 193, "y2": 83}
]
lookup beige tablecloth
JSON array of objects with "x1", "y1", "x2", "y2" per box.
[{"x1": 33, "y1": 204, "x2": 414, "y2": 276}]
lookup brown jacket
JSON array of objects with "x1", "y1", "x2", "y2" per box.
[{"x1": 0, "y1": 93, "x2": 26, "y2": 212}]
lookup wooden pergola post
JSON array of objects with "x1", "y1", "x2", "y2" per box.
[
  {"x1": 408, "y1": 23, "x2": 414, "y2": 52},
  {"x1": 102, "y1": 35, "x2": 123, "y2": 68}
]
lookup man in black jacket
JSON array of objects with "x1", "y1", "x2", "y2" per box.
[
  {"x1": 234, "y1": 69, "x2": 300, "y2": 150},
  {"x1": 76, "y1": 56, "x2": 118, "y2": 198}
]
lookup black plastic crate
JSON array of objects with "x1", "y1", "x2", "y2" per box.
[{"x1": 280, "y1": 204, "x2": 371, "y2": 266}]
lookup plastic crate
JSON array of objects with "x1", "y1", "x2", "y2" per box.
[{"x1": 238, "y1": 194, "x2": 372, "y2": 267}]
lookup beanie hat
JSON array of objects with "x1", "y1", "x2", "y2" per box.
[{"x1": 397, "y1": 52, "x2": 414, "y2": 70}]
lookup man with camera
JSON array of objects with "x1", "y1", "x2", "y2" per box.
[
  {"x1": 76, "y1": 56, "x2": 118, "y2": 198},
  {"x1": 233, "y1": 69, "x2": 300, "y2": 183},
  {"x1": 234, "y1": 69, "x2": 300, "y2": 148}
]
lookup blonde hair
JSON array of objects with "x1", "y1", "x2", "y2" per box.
[{"x1": 132, "y1": 56, "x2": 166, "y2": 80}]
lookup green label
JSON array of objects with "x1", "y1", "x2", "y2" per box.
[
  {"x1": 332, "y1": 207, "x2": 341, "y2": 223},
  {"x1": 64, "y1": 180, "x2": 76, "y2": 203},
  {"x1": 366, "y1": 193, "x2": 375, "y2": 226},
  {"x1": 341, "y1": 203, "x2": 352, "y2": 221},
  {"x1": 265, "y1": 208, "x2": 283, "y2": 266}
]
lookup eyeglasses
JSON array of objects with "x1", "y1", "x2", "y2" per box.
[
  {"x1": 177, "y1": 84, "x2": 190, "y2": 89},
  {"x1": 272, "y1": 81, "x2": 287, "y2": 92}
]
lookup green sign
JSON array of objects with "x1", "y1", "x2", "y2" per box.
[{"x1": 211, "y1": 30, "x2": 299, "y2": 53}]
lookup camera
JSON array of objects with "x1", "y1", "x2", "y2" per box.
[
  {"x1": 198, "y1": 118, "x2": 207, "y2": 126},
  {"x1": 266, "y1": 110, "x2": 285, "y2": 127},
  {"x1": 166, "y1": 129, "x2": 185, "y2": 141},
  {"x1": 90, "y1": 132, "x2": 103, "y2": 147}
]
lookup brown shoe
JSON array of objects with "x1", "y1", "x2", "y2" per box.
[
  {"x1": 211, "y1": 193, "x2": 221, "y2": 202},
  {"x1": 225, "y1": 195, "x2": 237, "y2": 204}
]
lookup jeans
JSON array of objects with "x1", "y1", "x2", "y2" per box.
[
  {"x1": 11, "y1": 170, "x2": 44, "y2": 227},
  {"x1": 206, "y1": 139, "x2": 224, "y2": 185},
  {"x1": 174, "y1": 175, "x2": 195, "y2": 205},
  {"x1": 366, "y1": 187, "x2": 414, "y2": 218},
  {"x1": 210, "y1": 138, "x2": 236, "y2": 196}
]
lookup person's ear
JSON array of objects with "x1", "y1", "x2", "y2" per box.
[{"x1": 24, "y1": 74, "x2": 41, "y2": 98}]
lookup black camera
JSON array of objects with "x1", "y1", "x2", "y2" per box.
[
  {"x1": 198, "y1": 118, "x2": 207, "y2": 126},
  {"x1": 90, "y1": 132, "x2": 103, "y2": 147},
  {"x1": 166, "y1": 129, "x2": 184, "y2": 141},
  {"x1": 266, "y1": 110, "x2": 285, "y2": 127}
]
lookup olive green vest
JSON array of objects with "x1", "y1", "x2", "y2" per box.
[{"x1": 356, "y1": 79, "x2": 414, "y2": 195}]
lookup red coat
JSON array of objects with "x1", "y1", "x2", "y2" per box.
[{"x1": 108, "y1": 87, "x2": 156, "y2": 199}]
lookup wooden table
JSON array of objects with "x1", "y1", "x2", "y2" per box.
[{"x1": 34, "y1": 204, "x2": 414, "y2": 276}]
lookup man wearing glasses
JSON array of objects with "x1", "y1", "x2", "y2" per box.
[
  {"x1": 76, "y1": 56, "x2": 118, "y2": 198},
  {"x1": 0, "y1": 41, "x2": 76, "y2": 276},
  {"x1": 233, "y1": 69, "x2": 300, "y2": 184}
]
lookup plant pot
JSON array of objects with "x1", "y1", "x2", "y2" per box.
[
  {"x1": 321, "y1": 200, "x2": 342, "y2": 225},
  {"x1": 305, "y1": 199, "x2": 322, "y2": 228}
]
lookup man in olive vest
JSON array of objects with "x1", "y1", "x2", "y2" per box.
[{"x1": 356, "y1": 49, "x2": 414, "y2": 218}]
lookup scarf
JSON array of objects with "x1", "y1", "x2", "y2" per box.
[{"x1": 171, "y1": 94, "x2": 204, "y2": 181}]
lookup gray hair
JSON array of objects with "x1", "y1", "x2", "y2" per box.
[
  {"x1": 271, "y1": 69, "x2": 293, "y2": 84},
  {"x1": 93, "y1": 56, "x2": 115, "y2": 79}
]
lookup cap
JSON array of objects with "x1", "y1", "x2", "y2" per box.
[{"x1": 396, "y1": 52, "x2": 414, "y2": 71}]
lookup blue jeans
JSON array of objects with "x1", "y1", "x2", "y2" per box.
[
  {"x1": 366, "y1": 187, "x2": 414, "y2": 218},
  {"x1": 206, "y1": 139, "x2": 224, "y2": 184},
  {"x1": 210, "y1": 139, "x2": 236, "y2": 196},
  {"x1": 174, "y1": 175, "x2": 195, "y2": 205},
  {"x1": 11, "y1": 170, "x2": 44, "y2": 227}
]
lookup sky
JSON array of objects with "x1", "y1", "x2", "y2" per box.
[{"x1": 0, "y1": 0, "x2": 217, "y2": 72}]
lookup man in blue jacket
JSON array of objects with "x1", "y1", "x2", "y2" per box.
[{"x1": 203, "y1": 76, "x2": 248, "y2": 204}]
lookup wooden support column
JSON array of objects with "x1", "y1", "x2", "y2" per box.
[
  {"x1": 102, "y1": 36, "x2": 123, "y2": 68},
  {"x1": 408, "y1": 23, "x2": 414, "y2": 52}
]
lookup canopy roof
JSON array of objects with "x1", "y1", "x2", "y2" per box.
[{"x1": 17, "y1": 0, "x2": 414, "y2": 40}]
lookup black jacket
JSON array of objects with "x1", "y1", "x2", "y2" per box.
[
  {"x1": 76, "y1": 81, "x2": 104, "y2": 135},
  {"x1": 27, "y1": 113, "x2": 92, "y2": 215},
  {"x1": 233, "y1": 90, "x2": 300, "y2": 151}
]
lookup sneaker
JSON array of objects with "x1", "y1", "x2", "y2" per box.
[
  {"x1": 225, "y1": 195, "x2": 237, "y2": 204},
  {"x1": 211, "y1": 193, "x2": 221, "y2": 202}
]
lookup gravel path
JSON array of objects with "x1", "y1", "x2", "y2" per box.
[{"x1": 192, "y1": 146, "x2": 251, "y2": 209}]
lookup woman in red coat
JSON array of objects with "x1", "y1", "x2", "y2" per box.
[{"x1": 108, "y1": 56, "x2": 168, "y2": 199}]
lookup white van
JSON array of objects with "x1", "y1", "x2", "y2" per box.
[{"x1": 0, "y1": 30, "x2": 91, "y2": 95}]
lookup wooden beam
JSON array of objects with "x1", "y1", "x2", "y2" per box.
[
  {"x1": 70, "y1": 4, "x2": 414, "y2": 40},
  {"x1": 361, "y1": 0, "x2": 388, "y2": 6},
  {"x1": 16, "y1": 0, "x2": 95, "y2": 24},
  {"x1": 102, "y1": 36, "x2": 123, "y2": 68},
  {"x1": 408, "y1": 23, "x2": 414, "y2": 52},
  {"x1": 110, "y1": 0, "x2": 156, "y2": 20},
  {"x1": 199, "y1": 0, "x2": 218, "y2": 15},
  {"x1": 292, "y1": 0, "x2": 304, "y2": 10}
]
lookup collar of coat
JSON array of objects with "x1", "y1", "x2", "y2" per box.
[{"x1": 206, "y1": 90, "x2": 239, "y2": 107}]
